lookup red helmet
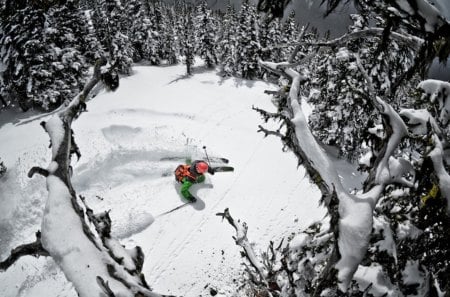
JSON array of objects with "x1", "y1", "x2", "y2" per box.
[{"x1": 196, "y1": 162, "x2": 209, "y2": 173}]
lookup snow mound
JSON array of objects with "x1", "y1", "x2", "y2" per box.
[{"x1": 111, "y1": 210, "x2": 155, "y2": 239}]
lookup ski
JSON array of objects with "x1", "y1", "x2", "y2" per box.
[
  {"x1": 156, "y1": 202, "x2": 193, "y2": 217},
  {"x1": 160, "y1": 156, "x2": 229, "y2": 164},
  {"x1": 212, "y1": 166, "x2": 234, "y2": 172}
]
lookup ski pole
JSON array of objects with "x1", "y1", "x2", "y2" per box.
[{"x1": 203, "y1": 146, "x2": 212, "y2": 165}]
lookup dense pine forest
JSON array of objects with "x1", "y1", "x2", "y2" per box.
[{"x1": 0, "y1": 0, "x2": 301, "y2": 112}]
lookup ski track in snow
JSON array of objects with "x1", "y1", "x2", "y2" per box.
[{"x1": 0, "y1": 64, "x2": 327, "y2": 297}]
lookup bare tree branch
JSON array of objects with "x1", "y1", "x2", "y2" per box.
[
  {"x1": 257, "y1": 125, "x2": 284, "y2": 138},
  {"x1": 217, "y1": 208, "x2": 267, "y2": 282},
  {"x1": 0, "y1": 231, "x2": 48, "y2": 271},
  {"x1": 28, "y1": 166, "x2": 49, "y2": 178}
]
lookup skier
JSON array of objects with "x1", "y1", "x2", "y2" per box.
[{"x1": 175, "y1": 160, "x2": 215, "y2": 202}]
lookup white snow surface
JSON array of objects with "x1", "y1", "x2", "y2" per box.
[{"x1": 0, "y1": 63, "x2": 325, "y2": 296}]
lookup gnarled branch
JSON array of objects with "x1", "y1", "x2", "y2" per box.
[
  {"x1": 0, "y1": 231, "x2": 48, "y2": 271},
  {"x1": 217, "y1": 208, "x2": 267, "y2": 283}
]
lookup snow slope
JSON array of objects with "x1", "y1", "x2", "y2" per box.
[{"x1": 0, "y1": 63, "x2": 325, "y2": 296}]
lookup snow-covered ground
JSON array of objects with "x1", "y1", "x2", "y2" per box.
[{"x1": 0, "y1": 63, "x2": 327, "y2": 296}]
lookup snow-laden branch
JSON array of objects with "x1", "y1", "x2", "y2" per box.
[
  {"x1": 305, "y1": 28, "x2": 423, "y2": 50},
  {"x1": 260, "y1": 60, "x2": 344, "y2": 198},
  {"x1": 418, "y1": 79, "x2": 450, "y2": 125},
  {"x1": 388, "y1": 0, "x2": 448, "y2": 33},
  {"x1": 269, "y1": 28, "x2": 424, "y2": 51},
  {"x1": 400, "y1": 108, "x2": 441, "y2": 136},
  {"x1": 355, "y1": 54, "x2": 410, "y2": 190},
  {"x1": 25, "y1": 59, "x2": 172, "y2": 297}
]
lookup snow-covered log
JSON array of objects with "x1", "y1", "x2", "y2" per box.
[{"x1": 23, "y1": 58, "x2": 172, "y2": 297}]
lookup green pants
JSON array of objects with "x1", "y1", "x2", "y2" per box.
[{"x1": 180, "y1": 175, "x2": 205, "y2": 200}]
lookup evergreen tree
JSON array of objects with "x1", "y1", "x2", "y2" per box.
[
  {"x1": 308, "y1": 14, "x2": 418, "y2": 160},
  {"x1": 258, "y1": 17, "x2": 271, "y2": 62},
  {"x1": 81, "y1": 9, "x2": 105, "y2": 64},
  {"x1": 281, "y1": 10, "x2": 299, "y2": 59},
  {"x1": 91, "y1": 0, "x2": 133, "y2": 74},
  {"x1": 179, "y1": 3, "x2": 195, "y2": 75},
  {"x1": 217, "y1": 2, "x2": 237, "y2": 76},
  {"x1": 235, "y1": 0, "x2": 261, "y2": 79},
  {"x1": 266, "y1": 18, "x2": 284, "y2": 63},
  {"x1": 0, "y1": 1, "x2": 91, "y2": 111},
  {"x1": 31, "y1": 1, "x2": 89, "y2": 110},
  {"x1": 124, "y1": 0, "x2": 147, "y2": 62},
  {"x1": 90, "y1": 0, "x2": 113, "y2": 59},
  {"x1": 125, "y1": 0, "x2": 160, "y2": 64},
  {"x1": 194, "y1": 0, "x2": 218, "y2": 68},
  {"x1": 0, "y1": 5, "x2": 46, "y2": 111},
  {"x1": 147, "y1": 1, "x2": 165, "y2": 65},
  {"x1": 160, "y1": 5, "x2": 179, "y2": 65}
]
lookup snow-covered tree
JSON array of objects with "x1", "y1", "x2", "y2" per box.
[
  {"x1": 308, "y1": 13, "x2": 419, "y2": 160},
  {"x1": 0, "y1": 5, "x2": 45, "y2": 111},
  {"x1": 91, "y1": 0, "x2": 133, "y2": 74},
  {"x1": 123, "y1": 0, "x2": 147, "y2": 62},
  {"x1": 32, "y1": 1, "x2": 89, "y2": 110},
  {"x1": 265, "y1": 18, "x2": 284, "y2": 63},
  {"x1": 194, "y1": 0, "x2": 218, "y2": 68},
  {"x1": 235, "y1": 0, "x2": 261, "y2": 79},
  {"x1": 64, "y1": 1, "x2": 103, "y2": 64},
  {"x1": 160, "y1": 5, "x2": 179, "y2": 65},
  {"x1": 280, "y1": 10, "x2": 299, "y2": 60},
  {"x1": 217, "y1": 2, "x2": 238, "y2": 77},
  {"x1": 178, "y1": 2, "x2": 195, "y2": 75},
  {"x1": 0, "y1": 2, "x2": 91, "y2": 111}
]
